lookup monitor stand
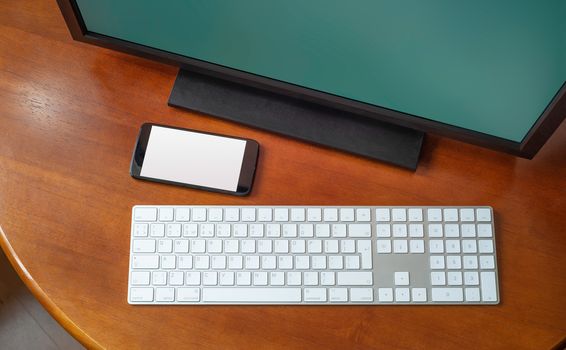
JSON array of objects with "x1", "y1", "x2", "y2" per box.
[{"x1": 168, "y1": 69, "x2": 424, "y2": 170}]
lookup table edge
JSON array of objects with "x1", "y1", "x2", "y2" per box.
[{"x1": 0, "y1": 225, "x2": 103, "y2": 350}]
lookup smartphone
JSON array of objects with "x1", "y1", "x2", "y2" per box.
[{"x1": 130, "y1": 123, "x2": 259, "y2": 196}]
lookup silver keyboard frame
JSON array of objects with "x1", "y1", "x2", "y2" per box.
[{"x1": 128, "y1": 206, "x2": 499, "y2": 305}]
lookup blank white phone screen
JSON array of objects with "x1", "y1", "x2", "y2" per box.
[{"x1": 140, "y1": 126, "x2": 247, "y2": 192}]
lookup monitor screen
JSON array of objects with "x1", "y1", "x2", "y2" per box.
[{"x1": 74, "y1": 0, "x2": 565, "y2": 143}]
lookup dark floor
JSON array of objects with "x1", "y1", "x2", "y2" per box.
[{"x1": 0, "y1": 250, "x2": 84, "y2": 350}]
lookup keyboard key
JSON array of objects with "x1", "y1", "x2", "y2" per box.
[
  {"x1": 480, "y1": 256, "x2": 495, "y2": 269},
  {"x1": 287, "y1": 272, "x2": 301, "y2": 285},
  {"x1": 337, "y1": 272, "x2": 373, "y2": 286},
  {"x1": 241, "y1": 208, "x2": 256, "y2": 221},
  {"x1": 358, "y1": 240, "x2": 372, "y2": 269},
  {"x1": 340, "y1": 208, "x2": 355, "y2": 222},
  {"x1": 320, "y1": 271, "x2": 335, "y2": 285},
  {"x1": 349, "y1": 224, "x2": 371, "y2": 237},
  {"x1": 376, "y1": 224, "x2": 391, "y2": 237},
  {"x1": 480, "y1": 272, "x2": 497, "y2": 302},
  {"x1": 133, "y1": 240, "x2": 156, "y2": 253},
  {"x1": 477, "y1": 224, "x2": 493, "y2": 237},
  {"x1": 460, "y1": 208, "x2": 475, "y2": 222},
  {"x1": 332, "y1": 224, "x2": 347, "y2": 237},
  {"x1": 225, "y1": 208, "x2": 239, "y2": 221},
  {"x1": 258, "y1": 208, "x2": 272, "y2": 221},
  {"x1": 158, "y1": 239, "x2": 173, "y2": 253},
  {"x1": 447, "y1": 272, "x2": 463, "y2": 285},
  {"x1": 376, "y1": 240, "x2": 392, "y2": 254},
  {"x1": 134, "y1": 207, "x2": 157, "y2": 221},
  {"x1": 464, "y1": 272, "x2": 479, "y2": 285},
  {"x1": 270, "y1": 272, "x2": 284, "y2": 286},
  {"x1": 186, "y1": 272, "x2": 201, "y2": 285},
  {"x1": 209, "y1": 208, "x2": 222, "y2": 222},
  {"x1": 429, "y1": 240, "x2": 444, "y2": 253},
  {"x1": 430, "y1": 256, "x2": 445, "y2": 269},
  {"x1": 150, "y1": 224, "x2": 165, "y2": 237},
  {"x1": 156, "y1": 288, "x2": 174, "y2": 302},
  {"x1": 323, "y1": 208, "x2": 338, "y2": 222},
  {"x1": 408, "y1": 208, "x2": 423, "y2": 222},
  {"x1": 412, "y1": 288, "x2": 427, "y2": 302},
  {"x1": 395, "y1": 288, "x2": 410, "y2": 302},
  {"x1": 445, "y1": 224, "x2": 459, "y2": 237},
  {"x1": 350, "y1": 288, "x2": 373, "y2": 302},
  {"x1": 476, "y1": 208, "x2": 492, "y2": 222},
  {"x1": 392, "y1": 224, "x2": 408, "y2": 237},
  {"x1": 356, "y1": 208, "x2": 371, "y2": 222},
  {"x1": 152, "y1": 271, "x2": 166, "y2": 285},
  {"x1": 409, "y1": 224, "x2": 424, "y2": 237},
  {"x1": 445, "y1": 240, "x2": 461, "y2": 253},
  {"x1": 462, "y1": 240, "x2": 477, "y2": 253},
  {"x1": 431, "y1": 272, "x2": 446, "y2": 285},
  {"x1": 443, "y1": 208, "x2": 458, "y2": 222},
  {"x1": 432, "y1": 288, "x2": 463, "y2": 302},
  {"x1": 175, "y1": 208, "x2": 191, "y2": 221},
  {"x1": 304, "y1": 288, "x2": 326, "y2": 302},
  {"x1": 274, "y1": 208, "x2": 288, "y2": 222},
  {"x1": 345, "y1": 256, "x2": 360, "y2": 269},
  {"x1": 428, "y1": 224, "x2": 443, "y2": 237},
  {"x1": 463, "y1": 255, "x2": 478, "y2": 269},
  {"x1": 465, "y1": 287, "x2": 480, "y2": 302},
  {"x1": 130, "y1": 271, "x2": 150, "y2": 285},
  {"x1": 307, "y1": 208, "x2": 322, "y2": 222},
  {"x1": 177, "y1": 288, "x2": 200, "y2": 302},
  {"x1": 130, "y1": 288, "x2": 154, "y2": 302},
  {"x1": 393, "y1": 240, "x2": 408, "y2": 253},
  {"x1": 303, "y1": 272, "x2": 318, "y2": 286},
  {"x1": 315, "y1": 224, "x2": 330, "y2": 237},
  {"x1": 236, "y1": 272, "x2": 251, "y2": 285},
  {"x1": 378, "y1": 288, "x2": 394, "y2": 302},
  {"x1": 203, "y1": 288, "x2": 302, "y2": 302},
  {"x1": 375, "y1": 208, "x2": 390, "y2": 222},
  {"x1": 133, "y1": 224, "x2": 148, "y2": 237},
  {"x1": 132, "y1": 255, "x2": 159, "y2": 269},
  {"x1": 192, "y1": 208, "x2": 206, "y2": 221},
  {"x1": 446, "y1": 255, "x2": 462, "y2": 269},
  {"x1": 391, "y1": 208, "x2": 406, "y2": 222},
  {"x1": 324, "y1": 240, "x2": 339, "y2": 253},
  {"x1": 394, "y1": 271, "x2": 410, "y2": 286},
  {"x1": 409, "y1": 240, "x2": 425, "y2": 253},
  {"x1": 159, "y1": 208, "x2": 174, "y2": 222},
  {"x1": 291, "y1": 208, "x2": 305, "y2": 222},
  {"x1": 479, "y1": 240, "x2": 494, "y2": 253},
  {"x1": 329, "y1": 288, "x2": 348, "y2": 302},
  {"x1": 461, "y1": 224, "x2": 476, "y2": 237},
  {"x1": 427, "y1": 208, "x2": 442, "y2": 222}
]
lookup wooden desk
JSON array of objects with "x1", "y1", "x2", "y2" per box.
[{"x1": 1, "y1": 1, "x2": 565, "y2": 349}]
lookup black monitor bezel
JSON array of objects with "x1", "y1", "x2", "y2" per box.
[{"x1": 56, "y1": 0, "x2": 566, "y2": 159}]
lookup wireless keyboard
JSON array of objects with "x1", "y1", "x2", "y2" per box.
[{"x1": 128, "y1": 206, "x2": 499, "y2": 305}]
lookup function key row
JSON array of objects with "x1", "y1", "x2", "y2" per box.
[
  {"x1": 134, "y1": 207, "x2": 372, "y2": 223},
  {"x1": 134, "y1": 207, "x2": 492, "y2": 223},
  {"x1": 375, "y1": 208, "x2": 491, "y2": 222}
]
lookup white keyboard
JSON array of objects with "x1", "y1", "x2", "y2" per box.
[{"x1": 128, "y1": 206, "x2": 499, "y2": 305}]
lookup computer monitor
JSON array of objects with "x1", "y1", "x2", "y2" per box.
[{"x1": 57, "y1": 1, "x2": 566, "y2": 170}]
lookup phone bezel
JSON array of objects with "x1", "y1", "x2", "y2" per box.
[{"x1": 130, "y1": 123, "x2": 259, "y2": 196}]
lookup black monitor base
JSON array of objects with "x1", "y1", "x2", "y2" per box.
[{"x1": 168, "y1": 69, "x2": 424, "y2": 170}]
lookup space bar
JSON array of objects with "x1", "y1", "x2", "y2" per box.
[{"x1": 203, "y1": 288, "x2": 302, "y2": 302}]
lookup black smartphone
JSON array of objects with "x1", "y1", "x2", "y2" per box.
[{"x1": 130, "y1": 123, "x2": 259, "y2": 196}]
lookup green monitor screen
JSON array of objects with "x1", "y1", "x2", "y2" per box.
[{"x1": 68, "y1": 0, "x2": 566, "y2": 150}]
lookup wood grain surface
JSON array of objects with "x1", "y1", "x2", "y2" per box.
[{"x1": 1, "y1": 1, "x2": 565, "y2": 349}]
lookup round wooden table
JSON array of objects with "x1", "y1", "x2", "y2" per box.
[{"x1": 1, "y1": 1, "x2": 565, "y2": 349}]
